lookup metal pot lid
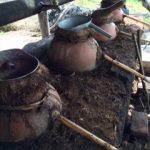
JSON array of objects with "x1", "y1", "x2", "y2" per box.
[
  {"x1": 58, "y1": 15, "x2": 112, "y2": 38},
  {"x1": 58, "y1": 15, "x2": 91, "y2": 31}
]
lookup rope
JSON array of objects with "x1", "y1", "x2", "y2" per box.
[
  {"x1": 0, "y1": 94, "x2": 46, "y2": 111},
  {"x1": 0, "y1": 83, "x2": 55, "y2": 111}
]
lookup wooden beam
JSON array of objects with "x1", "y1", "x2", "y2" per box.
[{"x1": 38, "y1": 11, "x2": 50, "y2": 38}]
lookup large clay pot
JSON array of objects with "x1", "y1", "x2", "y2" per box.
[
  {"x1": 48, "y1": 28, "x2": 102, "y2": 72},
  {"x1": 0, "y1": 49, "x2": 62, "y2": 143}
]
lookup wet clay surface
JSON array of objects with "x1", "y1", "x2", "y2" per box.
[{"x1": 0, "y1": 24, "x2": 137, "y2": 150}]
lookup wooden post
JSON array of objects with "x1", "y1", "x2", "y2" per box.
[
  {"x1": 133, "y1": 32, "x2": 150, "y2": 111},
  {"x1": 38, "y1": 11, "x2": 50, "y2": 38}
]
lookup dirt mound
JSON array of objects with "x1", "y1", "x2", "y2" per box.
[{"x1": 0, "y1": 23, "x2": 138, "y2": 150}]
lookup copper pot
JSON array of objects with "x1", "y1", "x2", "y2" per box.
[
  {"x1": 0, "y1": 49, "x2": 62, "y2": 142},
  {"x1": 48, "y1": 28, "x2": 102, "y2": 72}
]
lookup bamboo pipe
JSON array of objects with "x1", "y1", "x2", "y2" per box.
[
  {"x1": 53, "y1": 111, "x2": 119, "y2": 150},
  {"x1": 119, "y1": 31, "x2": 150, "y2": 43},
  {"x1": 103, "y1": 54, "x2": 150, "y2": 83},
  {"x1": 123, "y1": 14, "x2": 150, "y2": 27}
]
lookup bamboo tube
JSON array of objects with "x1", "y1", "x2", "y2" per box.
[
  {"x1": 119, "y1": 31, "x2": 150, "y2": 43},
  {"x1": 53, "y1": 111, "x2": 119, "y2": 150},
  {"x1": 103, "y1": 54, "x2": 150, "y2": 83},
  {"x1": 123, "y1": 14, "x2": 150, "y2": 27}
]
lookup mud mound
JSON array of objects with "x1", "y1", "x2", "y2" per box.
[{"x1": 0, "y1": 23, "x2": 138, "y2": 150}]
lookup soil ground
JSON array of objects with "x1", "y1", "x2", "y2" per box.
[{"x1": 0, "y1": 31, "x2": 41, "y2": 51}]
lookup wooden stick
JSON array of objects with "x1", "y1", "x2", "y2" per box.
[
  {"x1": 132, "y1": 33, "x2": 144, "y2": 74},
  {"x1": 137, "y1": 30, "x2": 142, "y2": 57},
  {"x1": 135, "y1": 31, "x2": 150, "y2": 111},
  {"x1": 132, "y1": 33, "x2": 149, "y2": 111},
  {"x1": 103, "y1": 54, "x2": 150, "y2": 83},
  {"x1": 123, "y1": 14, "x2": 150, "y2": 27},
  {"x1": 53, "y1": 111, "x2": 119, "y2": 150},
  {"x1": 119, "y1": 31, "x2": 150, "y2": 43}
]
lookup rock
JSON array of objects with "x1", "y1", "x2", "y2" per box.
[{"x1": 130, "y1": 111, "x2": 149, "y2": 139}]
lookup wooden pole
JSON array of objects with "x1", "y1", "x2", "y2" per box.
[
  {"x1": 119, "y1": 31, "x2": 150, "y2": 43},
  {"x1": 132, "y1": 33, "x2": 145, "y2": 74},
  {"x1": 123, "y1": 14, "x2": 150, "y2": 27},
  {"x1": 133, "y1": 32, "x2": 150, "y2": 111},
  {"x1": 53, "y1": 112, "x2": 119, "y2": 150},
  {"x1": 103, "y1": 54, "x2": 150, "y2": 83},
  {"x1": 137, "y1": 30, "x2": 142, "y2": 57},
  {"x1": 38, "y1": 11, "x2": 50, "y2": 38}
]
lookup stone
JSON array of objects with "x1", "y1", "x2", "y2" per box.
[{"x1": 130, "y1": 111, "x2": 149, "y2": 139}]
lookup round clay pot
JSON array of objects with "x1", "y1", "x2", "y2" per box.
[
  {"x1": 94, "y1": 22, "x2": 117, "y2": 42},
  {"x1": 0, "y1": 49, "x2": 62, "y2": 143},
  {"x1": 0, "y1": 49, "x2": 48, "y2": 106},
  {"x1": 48, "y1": 28, "x2": 102, "y2": 72},
  {"x1": 112, "y1": 8, "x2": 124, "y2": 22},
  {"x1": 0, "y1": 84, "x2": 61, "y2": 143},
  {"x1": 92, "y1": 11, "x2": 117, "y2": 43}
]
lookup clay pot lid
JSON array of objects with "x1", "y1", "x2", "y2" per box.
[{"x1": 0, "y1": 49, "x2": 39, "y2": 81}]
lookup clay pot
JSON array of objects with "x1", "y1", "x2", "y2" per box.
[
  {"x1": 92, "y1": 12, "x2": 117, "y2": 43},
  {"x1": 0, "y1": 49, "x2": 62, "y2": 143},
  {"x1": 94, "y1": 22, "x2": 117, "y2": 42},
  {"x1": 48, "y1": 28, "x2": 102, "y2": 72},
  {"x1": 112, "y1": 8, "x2": 124, "y2": 22}
]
